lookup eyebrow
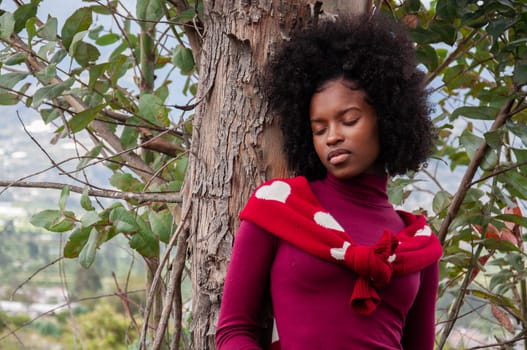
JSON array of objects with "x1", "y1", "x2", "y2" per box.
[{"x1": 310, "y1": 106, "x2": 361, "y2": 122}]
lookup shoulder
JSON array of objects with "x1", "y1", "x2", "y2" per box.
[
  {"x1": 246, "y1": 176, "x2": 311, "y2": 205},
  {"x1": 257, "y1": 176, "x2": 308, "y2": 187}
]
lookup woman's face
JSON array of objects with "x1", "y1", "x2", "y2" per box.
[{"x1": 309, "y1": 79, "x2": 381, "y2": 179}]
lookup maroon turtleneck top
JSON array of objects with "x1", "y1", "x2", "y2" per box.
[{"x1": 216, "y1": 173, "x2": 439, "y2": 349}]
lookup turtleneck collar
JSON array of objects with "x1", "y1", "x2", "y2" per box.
[{"x1": 312, "y1": 172, "x2": 392, "y2": 208}]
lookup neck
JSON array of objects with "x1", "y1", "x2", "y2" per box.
[{"x1": 321, "y1": 172, "x2": 390, "y2": 207}]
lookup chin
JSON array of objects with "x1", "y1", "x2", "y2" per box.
[{"x1": 329, "y1": 167, "x2": 383, "y2": 179}]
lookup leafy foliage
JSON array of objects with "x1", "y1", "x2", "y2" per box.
[
  {"x1": 387, "y1": 0, "x2": 527, "y2": 347},
  {"x1": 0, "y1": 0, "x2": 198, "y2": 347}
]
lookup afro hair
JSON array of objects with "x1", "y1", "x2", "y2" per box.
[{"x1": 264, "y1": 13, "x2": 434, "y2": 180}]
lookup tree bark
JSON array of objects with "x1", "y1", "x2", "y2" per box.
[{"x1": 187, "y1": 1, "x2": 368, "y2": 348}]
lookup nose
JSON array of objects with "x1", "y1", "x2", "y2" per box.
[{"x1": 326, "y1": 124, "x2": 343, "y2": 145}]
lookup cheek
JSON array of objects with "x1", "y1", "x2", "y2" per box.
[{"x1": 312, "y1": 136, "x2": 322, "y2": 153}]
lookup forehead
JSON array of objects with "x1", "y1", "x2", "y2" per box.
[{"x1": 310, "y1": 80, "x2": 371, "y2": 114}]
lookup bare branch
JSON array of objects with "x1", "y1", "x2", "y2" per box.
[
  {"x1": 10, "y1": 257, "x2": 63, "y2": 300},
  {"x1": 139, "y1": 197, "x2": 192, "y2": 349},
  {"x1": 0, "y1": 289, "x2": 146, "y2": 342},
  {"x1": 112, "y1": 272, "x2": 141, "y2": 335},
  {"x1": 0, "y1": 181, "x2": 181, "y2": 203},
  {"x1": 438, "y1": 94, "x2": 518, "y2": 243}
]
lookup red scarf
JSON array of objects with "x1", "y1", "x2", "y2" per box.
[{"x1": 240, "y1": 176, "x2": 443, "y2": 316}]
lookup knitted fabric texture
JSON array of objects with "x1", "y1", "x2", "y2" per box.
[{"x1": 239, "y1": 176, "x2": 443, "y2": 316}]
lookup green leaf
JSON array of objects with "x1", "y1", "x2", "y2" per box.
[
  {"x1": 512, "y1": 148, "x2": 527, "y2": 173},
  {"x1": 0, "y1": 12, "x2": 15, "y2": 40},
  {"x1": 120, "y1": 125, "x2": 139, "y2": 149},
  {"x1": 61, "y1": 7, "x2": 92, "y2": 50},
  {"x1": 469, "y1": 289, "x2": 523, "y2": 321},
  {"x1": 486, "y1": 17, "x2": 514, "y2": 40},
  {"x1": 416, "y1": 44, "x2": 439, "y2": 72},
  {"x1": 50, "y1": 49, "x2": 67, "y2": 64},
  {"x1": 494, "y1": 214, "x2": 527, "y2": 228},
  {"x1": 64, "y1": 227, "x2": 91, "y2": 258},
  {"x1": 107, "y1": 55, "x2": 130, "y2": 85},
  {"x1": 429, "y1": 21, "x2": 457, "y2": 46},
  {"x1": 13, "y1": 2, "x2": 38, "y2": 33},
  {"x1": 90, "y1": 5, "x2": 114, "y2": 15},
  {"x1": 30, "y1": 209, "x2": 62, "y2": 228},
  {"x1": 433, "y1": 190, "x2": 451, "y2": 215},
  {"x1": 59, "y1": 186, "x2": 70, "y2": 212},
  {"x1": 109, "y1": 207, "x2": 139, "y2": 233},
  {"x1": 459, "y1": 130, "x2": 498, "y2": 170},
  {"x1": 172, "y1": 46, "x2": 195, "y2": 75},
  {"x1": 25, "y1": 17, "x2": 37, "y2": 42},
  {"x1": 129, "y1": 216, "x2": 158, "y2": 257},
  {"x1": 41, "y1": 108, "x2": 61, "y2": 123},
  {"x1": 87, "y1": 25, "x2": 103, "y2": 40},
  {"x1": 484, "y1": 130, "x2": 502, "y2": 149},
  {"x1": 49, "y1": 213, "x2": 76, "y2": 232},
  {"x1": 35, "y1": 63, "x2": 56, "y2": 84},
  {"x1": 81, "y1": 211, "x2": 100, "y2": 227},
  {"x1": 32, "y1": 78, "x2": 74, "y2": 108},
  {"x1": 407, "y1": 0, "x2": 420, "y2": 12},
  {"x1": 498, "y1": 171, "x2": 527, "y2": 200},
  {"x1": 513, "y1": 64, "x2": 527, "y2": 86},
  {"x1": 69, "y1": 104, "x2": 105, "y2": 133},
  {"x1": 80, "y1": 186, "x2": 95, "y2": 211},
  {"x1": 481, "y1": 237, "x2": 519, "y2": 253},
  {"x1": 72, "y1": 41, "x2": 100, "y2": 67},
  {"x1": 109, "y1": 173, "x2": 144, "y2": 192},
  {"x1": 38, "y1": 16, "x2": 58, "y2": 40},
  {"x1": 96, "y1": 32, "x2": 120, "y2": 46},
  {"x1": 172, "y1": 6, "x2": 198, "y2": 22},
  {"x1": 109, "y1": 40, "x2": 128, "y2": 62},
  {"x1": 488, "y1": 270, "x2": 514, "y2": 292},
  {"x1": 4, "y1": 52, "x2": 28, "y2": 66},
  {"x1": 0, "y1": 92, "x2": 19, "y2": 105},
  {"x1": 174, "y1": 155, "x2": 188, "y2": 181},
  {"x1": 410, "y1": 27, "x2": 441, "y2": 45},
  {"x1": 137, "y1": 0, "x2": 164, "y2": 22},
  {"x1": 149, "y1": 209, "x2": 174, "y2": 244},
  {"x1": 436, "y1": 0, "x2": 459, "y2": 21},
  {"x1": 38, "y1": 43, "x2": 57, "y2": 63},
  {"x1": 443, "y1": 64, "x2": 474, "y2": 90},
  {"x1": 189, "y1": 83, "x2": 197, "y2": 96},
  {"x1": 79, "y1": 228, "x2": 101, "y2": 268},
  {"x1": 30, "y1": 209, "x2": 76, "y2": 232},
  {"x1": 88, "y1": 63, "x2": 107, "y2": 89},
  {"x1": 387, "y1": 178, "x2": 415, "y2": 205},
  {"x1": 506, "y1": 120, "x2": 527, "y2": 147},
  {"x1": 138, "y1": 93, "x2": 169, "y2": 126},
  {"x1": 451, "y1": 106, "x2": 499, "y2": 121},
  {"x1": 0, "y1": 72, "x2": 28, "y2": 89}
]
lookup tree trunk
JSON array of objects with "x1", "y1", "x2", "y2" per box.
[{"x1": 187, "y1": 1, "x2": 368, "y2": 348}]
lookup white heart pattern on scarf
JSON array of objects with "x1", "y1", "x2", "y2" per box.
[
  {"x1": 415, "y1": 225, "x2": 432, "y2": 237},
  {"x1": 255, "y1": 180, "x2": 291, "y2": 204},
  {"x1": 388, "y1": 254, "x2": 397, "y2": 263},
  {"x1": 314, "y1": 211, "x2": 345, "y2": 232},
  {"x1": 330, "y1": 241, "x2": 350, "y2": 260}
]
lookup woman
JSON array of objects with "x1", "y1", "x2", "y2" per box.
[{"x1": 216, "y1": 13, "x2": 442, "y2": 350}]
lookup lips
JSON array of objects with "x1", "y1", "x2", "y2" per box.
[{"x1": 327, "y1": 149, "x2": 351, "y2": 165}]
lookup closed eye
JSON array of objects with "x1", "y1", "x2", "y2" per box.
[
  {"x1": 342, "y1": 116, "x2": 360, "y2": 126},
  {"x1": 312, "y1": 127, "x2": 326, "y2": 136}
]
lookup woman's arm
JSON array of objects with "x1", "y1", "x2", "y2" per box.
[
  {"x1": 215, "y1": 220, "x2": 277, "y2": 350},
  {"x1": 400, "y1": 262, "x2": 440, "y2": 350}
]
